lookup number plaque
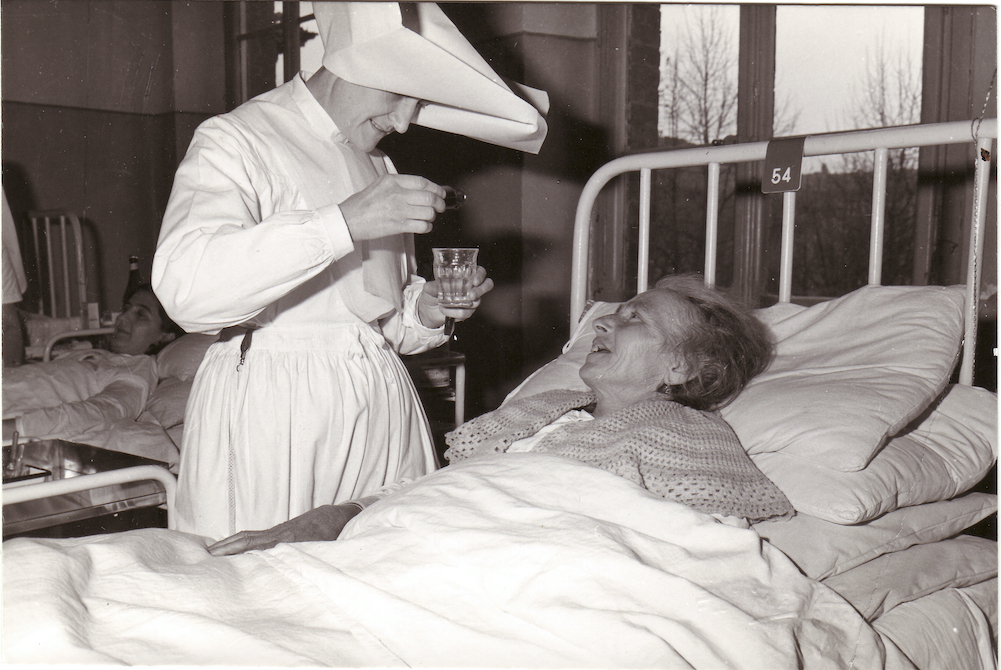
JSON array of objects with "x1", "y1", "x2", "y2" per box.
[{"x1": 761, "y1": 136, "x2": 806, "y2": 194}]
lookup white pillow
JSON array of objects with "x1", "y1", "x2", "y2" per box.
[
  {"x1": 750, "y1": 384, "x2": 997, "y2": 524},
  {"x1": 753, "y1": 492, "x2": 997, "y2": 580},
  {"x1": 139, "y1": 377, "x2": 194, "y2": 429},
  {"x1": 155, "y1": 333, "x2": 217, "y2": 381},
  {"x1": 720, "y1": 285, "x2": 965, "y2": 471}
]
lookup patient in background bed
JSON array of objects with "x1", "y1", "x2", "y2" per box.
[
  {"x1": 2, "y1": 189, "x2": 28, "y2": 367},
  {"x1": 2, "y1": 284, "x2": 184, "y2": 444},
  {"x1": 210, "y1": 274, "x2": 793, "y2": 556}
]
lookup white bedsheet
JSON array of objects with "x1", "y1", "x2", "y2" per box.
[{"x1": 2, "y1": 453, "x2": 914, "y2": 668}]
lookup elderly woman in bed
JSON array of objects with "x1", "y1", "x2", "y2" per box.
[
  {"x1": 209, "y1": 275, "x2": 792, "y2": 556},
  {"x1": 2, "y1": 285, "x2": 184, "y2": 443}
]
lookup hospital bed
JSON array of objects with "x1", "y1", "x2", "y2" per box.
[
  {"x1": 2, "y1": 332, "x2": 216, "y2": 537},
  {"x1": 2, "y1": 119, "x2": 997, "y2": 669},
  {"x1": 6, "y1": 331, "x2": 216, "y2": 469}
]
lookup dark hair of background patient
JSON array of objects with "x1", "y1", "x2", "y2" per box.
[{"x1": 124, "y1": 282, "x2": 185, "y2": 354}]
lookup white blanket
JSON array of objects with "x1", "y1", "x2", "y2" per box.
[{"x1": 2, "y1": 454, "x2": 913, "y2": 668}]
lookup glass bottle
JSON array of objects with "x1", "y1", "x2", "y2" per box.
[
  {"x1": 123, "y1": 255, "x2": 141, "y2": 305},
  {"x1": 443, "y1": 186, "x2": 466, "y2": 210}
]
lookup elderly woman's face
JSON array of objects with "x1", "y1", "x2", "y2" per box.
[
  {"x1": 334, "y1": 80, "x2": 422, "y2": 152},
  {"x1": 580, "y1": 289, "x2": 696, "y2": 397},
  {"x1": 109, "y1": 290, "x2": 173, "y2": 356}
]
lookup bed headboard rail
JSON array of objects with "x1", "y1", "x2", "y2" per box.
[{"x1": 571, "y1": 119, "x2": 997, "y2": 386}]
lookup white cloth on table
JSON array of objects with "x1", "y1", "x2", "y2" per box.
[
  {"x1": 153, "y1": 73, "x2": 442, "y2": 541},
  {"x1": 2, "y1": 349, "x2": 158, "y2": 441}
]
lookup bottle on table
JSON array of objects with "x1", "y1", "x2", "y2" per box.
[{"x1": 123, "y1": 255, "x2": 141, "y2": 305}]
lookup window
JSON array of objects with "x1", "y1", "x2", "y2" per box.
[
  {"x1": 773, "y1": 6, "x2": 925, "y2": 297},
  {"x1": 275, "y1": 2, "x2": 323, "y2": 85},
  {"x1": 649, "y1": 5, "x2": 988, "y2": 303},
  {"x1": 650, "y1": 6, "x2": 740, "y2": 289},
  {"x1": 658, "y1": 5, "x2": 740, "y2": 145},
  {"x1": 226, "y1": 1, "x2": 320, "y2": 109},
  {"x1": 775, "y1": 6, "x2": 923, "y2": 137}
]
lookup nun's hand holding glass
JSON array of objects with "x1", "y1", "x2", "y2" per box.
[
  {"x1": 418, "y1": 265, "x2": 493, "y2": 329},
  {"x1": 340, "y1": 174, "x2": 447, "y2": 240}
]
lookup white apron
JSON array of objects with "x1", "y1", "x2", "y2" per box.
[{"x1": 174, "y1": 324, "x2": 436, "y2": 540}]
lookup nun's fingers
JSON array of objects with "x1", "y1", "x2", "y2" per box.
[
  {"x1": 340, "y1": 174, "x2": 447, "y2": 240},
  {"x1": 439, "y1": 276, "x2": 494, "y2": 322}
]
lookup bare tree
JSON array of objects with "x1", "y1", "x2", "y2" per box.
[
  {"x1": 798, "y1": 38, "x2": 922, "y2": 294},
  {"x1": 654, "y1": 7, "x2": 745, "y2": 285},
  {"x1": 850, "y1": 37, "x2": 922, "y2": 131},
  {"x1": 659, "y1": 8, "x2": 801, "y2": 143},
  {"x1": 654, "y1": 6, "x2": 806, "y2": 289},
  {"x1": 658, "y1": 54, "x2": 683, "y2": 142},
  {"x1": 773, "y1": 91, "x2": 802, "y2": 137},
  {"x1": 659, "y1": 7, "x2": 738, "y2": 145}
]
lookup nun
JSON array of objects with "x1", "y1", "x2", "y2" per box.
[{"x1": 152, "y1": 2, "x2": 548, "y2": 541}]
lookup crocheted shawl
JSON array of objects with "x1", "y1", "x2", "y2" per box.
[{"x1": 445, "y1": 389, "x2": 792, "y2": 522}]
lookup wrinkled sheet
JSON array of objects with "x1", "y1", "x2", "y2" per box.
[{"x1": 3, "y1": 453, "x2": 913, "y2": 668}]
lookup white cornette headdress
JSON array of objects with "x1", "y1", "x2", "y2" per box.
[{"x1": 312, "y1": 2, "x2": 549, "y2": 153}]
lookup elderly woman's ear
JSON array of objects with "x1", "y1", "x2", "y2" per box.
[{"x1": 661, "y1": 354, "x2": 693, "y2": 387}]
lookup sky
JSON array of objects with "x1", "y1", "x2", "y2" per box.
[
  {"x1": 660, "y1": 4, "x2": 925, "y2": 137},
  {"x1": 775, "y1": 5, "x2": 924, "y2": 135}
]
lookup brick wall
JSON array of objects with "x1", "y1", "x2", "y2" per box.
[{"x1": 626, "y1": 4, "x2": 661, "y2": 152}]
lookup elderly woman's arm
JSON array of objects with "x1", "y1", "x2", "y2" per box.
[
  {"x1": 207, "y1": 503, "x2": 363, "y2": 556},
  {"x1": 208, "y1": 479, "x2": 413, "y2": 555}
]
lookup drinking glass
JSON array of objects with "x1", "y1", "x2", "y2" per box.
[
  {"x1": 432, "y1": 247, "x2": 479, "y2": 342},
  {"x1": 432, "y1": 248, "x2": 479, "y2": 308}
]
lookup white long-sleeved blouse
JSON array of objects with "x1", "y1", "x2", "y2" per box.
[{"x1": 152, "y1": 73, "x2": 442, "y2": 354}]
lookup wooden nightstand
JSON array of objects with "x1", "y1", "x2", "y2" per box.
[{"x1": 404, "y1": 349, "x2": 466, "y2": 466}]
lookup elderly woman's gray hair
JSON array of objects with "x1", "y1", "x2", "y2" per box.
[{"x1": 654, "y1": 275, "x2": 772, "y2": 411}]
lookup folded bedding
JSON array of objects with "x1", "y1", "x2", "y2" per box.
[
  {"x1": 873, "y1": 582, "x2": 997, "y2": 670},
  {"x1": 753, "y1": 492, "x2": 997, "y2": 580},
  {"x1": 751, "y1": 383, "x2": 997, "y2": 524},
  {"x1": 821, "y1": 535, "x2": 997, "y2": 621},
  {"x1": 3, "y1": 453, "x2": 914, "y2": 669}
]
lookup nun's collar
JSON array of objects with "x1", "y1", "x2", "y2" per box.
[{"x1": 291, "y1": 71, "x2": 345, "y2": 143}]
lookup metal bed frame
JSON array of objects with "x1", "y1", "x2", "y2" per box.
[
  {"x1": 571, "y1": 119, "x2": 997, "y2": 386},
  {"x1": 25, "y1": 210, "x2": 89, "y2": 326}
]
